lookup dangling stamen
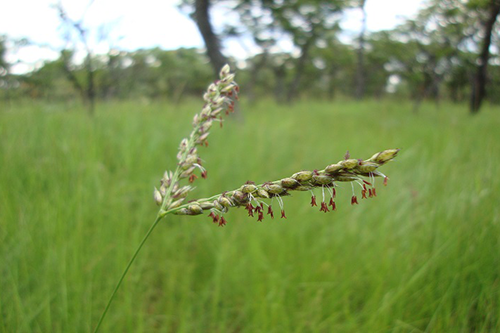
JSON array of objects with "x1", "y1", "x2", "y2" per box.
[
  {"x1": 276, "y1": 195, "x2": 286, "y2": 219},
  {"x1": 189, "y1": 174, "x2": 198, "y2": 183},
  {"x1": 218, "y1": 216, "x2": 227, "y2": 227},
  {"x1": 351, "y1": 183, "x2": 358, "y2": 205},
  {"x1": 257, "y1": 210, "x2": 264, "y2": 222},
  {"x1": 267, "y1": 206, "x2": 274, "y2": 219},
  {"x1": 329, "y1": 198, "x2": 336, "y2": 210},
  {"x1": 311, "y1": 195, "x2": 317, "y2": 207},
  {"x1": 246, "y1": 203, "x2": 254, "y2": 217},
  {"x1": 208, "y1": 211, "x2": 219, "y2": 224}
]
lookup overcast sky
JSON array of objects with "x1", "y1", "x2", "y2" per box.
[{"x1": 1, "y1": 0, "x2": 425, "y2": 73}]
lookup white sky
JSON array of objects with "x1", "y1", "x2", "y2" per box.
[{"x1": 0, "y1": 0, "x2": 425, "y2": 74}]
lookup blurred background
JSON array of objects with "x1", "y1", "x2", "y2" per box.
[{"x1": 1, "y1": 0, "x2": 500, "y2": 332}]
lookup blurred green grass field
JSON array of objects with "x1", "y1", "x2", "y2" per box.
[{"x1": 1, "y1": 98, "x2": 499, "y2": 332}]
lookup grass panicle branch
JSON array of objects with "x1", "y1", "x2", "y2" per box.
[
  {"x1": 94, "y1": 64, "x2": 399, "y2": 332},
  {"x1": 153, "y1": 64, "x2": 239, "y2": 214},
  {"x1": 168, "y1": 148, "x2": 399, "y2": 226}
]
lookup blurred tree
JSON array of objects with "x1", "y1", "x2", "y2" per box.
[
  {"x1": 230, "y1": 0, "x2": 353, "y2": 102},
  {"x1": 0, "y1": 35, "x2": 10, "y2": 103},
  {"x1": 0, "y1": 35, "x2": 8, "y2": 76},
  {"x1": 266, "y1": 0, "x2": 349, "y2": 102},
  {"x1": 355, "y1": 0, "x2": 367, "y2": 100},
  {"x1": 310, "y1": 35, "x2": 356, "y2": 99},
  {"x1": 180, "y1": 0, "x2": 229, "y2": 78},
  {"x1": 469, "y1": 0, "x2": 500, "y2": 113},
  {"x1": 0, "y1": 35, "x2": 9, "y2": 98},
  {"x1": 224, "y1": 2, "x2": 279, "y2": 102},
  {"x1": 370, "y1": 0, "x2": 481, "y2": 111},
  {"x1": 54, "y1": 2, "x2": 97, "y2": 115}
]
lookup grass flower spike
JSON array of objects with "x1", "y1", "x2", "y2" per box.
[
  {"x1": 169, "y1": 148, "x2": 399, "y2": 225},
  {"x1": 153, "y1": 64, "x2": 239, "y2": 215}
]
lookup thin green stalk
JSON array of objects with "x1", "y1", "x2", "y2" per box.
[
  {"x1": 93, "y1": 213, "x2": 164, "y2": 333},
  {"x1": 93, "y1": 66, "x2": 237, "y2": 332}
]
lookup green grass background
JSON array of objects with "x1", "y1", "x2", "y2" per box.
[{"x1": 1, "y1": 98, "x2": 499, "y2": 332}]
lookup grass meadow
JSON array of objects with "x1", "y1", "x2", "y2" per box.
[{"x1": 1, "y1": 97, "x2": 499, "y2": 332}]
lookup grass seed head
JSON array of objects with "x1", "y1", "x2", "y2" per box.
[{"x1": 153, "y1": 65, "x2": 399, "y2": 227}]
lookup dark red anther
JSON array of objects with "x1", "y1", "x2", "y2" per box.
[
  {"x1": 208, "y1": 212, "x2": 219, "y2": 223},
  {"x1": 246, "y1": 203, "x2": 254, "y2": 217},
  {"x1": 372, "y1": 188, "x2": 377, "y2": 197},
  {"x1": 267, "y1": 206, "x2": 274, "y2": 219},
  {"x1": 361, "y1": 189, "x2": 367, "y2": 199},
  {"x1": 257, "y1": 211, "x2": 264, "y2": 222},
  {"x1": 368, "y1": 189, "x2": 373, "y2": 198},
  {"x1": 201, "y1": 170, "x2": 208, "y2": 179},
  {"x1": 281, "y1": 209, "x2": 286, "y2": 219},
  {"x1": 311, "y1": 195, "x2": 317, "y2": 207},
  {"x1": 320, "y1": 202, "x2": 329, "y2": 213},
  {"x1": 363, "y1": 180, "x2": 372, "y2": 186},
  {"x1": 384, "y1": 177, "x2": 388, "y2": 186},
  {"x1": 218, "y1": 216, "x2": 227, "y2": 227},
  {"x1": 329, "y1": 198, "x2": 336, "y2": 210},
  {"x1": 351, "y1": 195, "x2": 359, "y2": 205},
  {"x1": 332, "y1": 188, "x2": 336, "y2": 198},
  {"x1": 189, "y1": 174, "x2": 198, "y2": 183}
]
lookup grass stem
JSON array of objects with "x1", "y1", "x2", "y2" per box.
[{"x1": 93, "y1": 214, "x2": 164, "y2": 333}]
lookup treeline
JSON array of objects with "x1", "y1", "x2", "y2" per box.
[
  {"x1": 2, "y1": 47, "x2": 214, "y2": 104},
  {"x1": 1, "y1": 0, "x2": 500, "y2": 113}
]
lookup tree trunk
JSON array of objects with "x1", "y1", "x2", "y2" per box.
[
  {"x1": 470, "y1": 0, "x2": 500, "y2": 114},
  {"x1": 355, "y1": 0, "x2": 367, "y2": 100},
  {"x1": 286, "y1": 34, "x2": 315, "y2": 103},
  {"x1": 85, "y1": 54, "x2": 95, "y2": 115},
  {"x1": 193, "y1": 0, "x2": 229, "y2": 77}
]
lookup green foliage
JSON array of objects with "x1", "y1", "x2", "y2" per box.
[{"x1": 1, "y1": 100, "x2": 500, "y2": 332}]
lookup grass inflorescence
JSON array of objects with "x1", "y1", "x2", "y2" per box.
[{"x1": 92, "y1": 65, "x2": 399, "y2": 331}]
